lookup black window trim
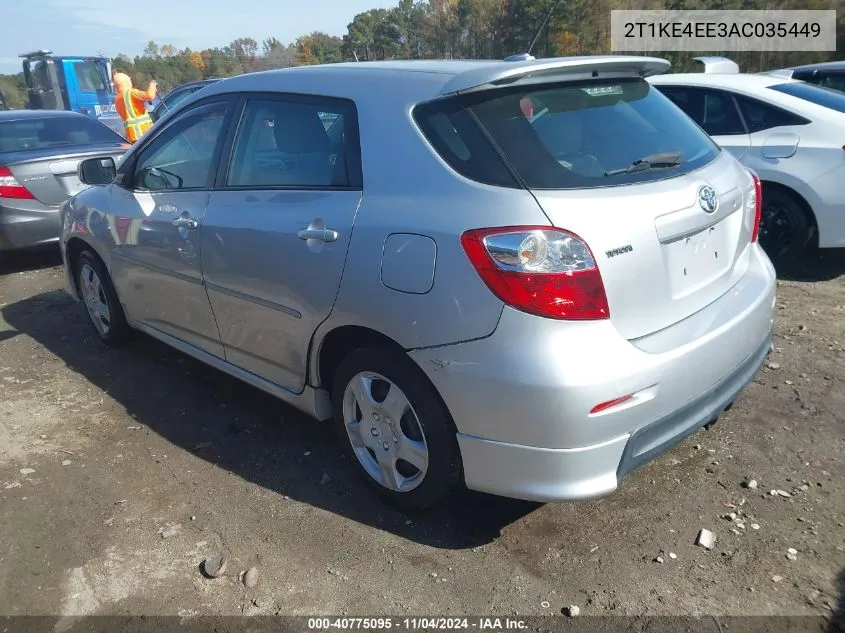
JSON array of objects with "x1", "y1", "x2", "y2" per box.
[
  {"x1": 214, "y1": 91, "x2": 364, "y2": 192},
  {"x1": 658, "y1": 84, "x2": 811, "y2": 134},
  {"x1": 116, "y1": 94, "x2": 238, "y2": 193}
]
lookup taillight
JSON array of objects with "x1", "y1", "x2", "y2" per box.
[
  {"x1": 749, "y1": 171, "x2": 762, "y2": 243},
  {"x1": 460, "y1": 226, "x2": 610, "y2": 320},
  {"x1": 0, "y1": 166, "x2": 35, "y2": 200}
]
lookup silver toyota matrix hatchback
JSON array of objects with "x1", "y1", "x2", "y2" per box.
[{"x1": 61, "y1": 56, "x2": 776, "y2": 511}]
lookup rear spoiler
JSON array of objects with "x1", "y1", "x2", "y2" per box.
[
  {"x1": 694, "y1": 56, "x2": 740, "y2": 74},
  {"x1": 439, "y1": 56, "x2": 671, "y2": 95}
]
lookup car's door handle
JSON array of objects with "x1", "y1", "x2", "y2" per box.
[
  {"x1": 172, "y1": 217, "x2": 198, "y2": 230},
  {"x1": 298, "y1": 228, "x2": 338, "y2": 242}
]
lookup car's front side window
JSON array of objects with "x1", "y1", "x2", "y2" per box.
[
  {"x1": 226, "y1": 97, "x2": 358, "y2": 189},
  {"x1": 132, "y1": 100, "x2": 230, "y2": 191}
]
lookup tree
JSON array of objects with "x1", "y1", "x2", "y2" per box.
[
  {"x1": 295, "y1": 32, "x2": 344, "y2": 65},
  {"x1": 0, "y1": 74, "x2": 26, "y2": 109},
  {"x1": 344, "y1": 10, "x2": 380, "y2": 60},
  {"x1": 373, "y1": 10, "x2": 405, "y2": 59},
  {"x1": 262, "y1": 38, "x2": 294, "y2": 69},
  {"x1": 550, "y1": 29, "x2": 579, "y2": 55},
  {"x1": 186, "y1": 50, "x2": 206, "y2": 73},
  {"x1": 393, "y1": 0, "x2": 428, "y2": 58},
  {"x1": 230, "y1": 37, "x2": 259, "y2": 71},
  {"x1": 142, "y1": 41, "x2": 160, "y2": 58},
  {"x1": 160, "y1": 44, "x2": 177, "y2": 57}
]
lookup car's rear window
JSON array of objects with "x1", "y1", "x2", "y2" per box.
[
  {"x1": 415, "y1": 78, "x2": 721, "y2": 190},
  {"x1": 768, "y1": 81, "x2": 845, "y2": 113},
  {"x1": 0, "y1": 116, "x2": 123, "y2": 152}
]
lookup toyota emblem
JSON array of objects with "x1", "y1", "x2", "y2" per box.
[{"x1": 697, "y1": 185, "x2": 718, "y2": 214}]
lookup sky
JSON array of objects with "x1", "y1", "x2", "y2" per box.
[{"x1": 0, "y1": 0, "x2": 398, "y2": 74}]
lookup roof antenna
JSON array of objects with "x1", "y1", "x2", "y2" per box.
[{"x1": 505, "y1": 0, "x2": 561, "y2": 62}]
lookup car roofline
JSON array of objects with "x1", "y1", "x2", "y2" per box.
[{"x1": 202, "y1": 57, "x2": 671, "y2": 100}]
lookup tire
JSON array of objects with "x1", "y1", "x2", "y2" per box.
[
  {"x1": 331, "y1": 346, "x2": 463, "y2": 512},
  {"x1": 75, "y1": 249, "x2": 131, "y2": 347},
  {"x1": 758, "y1": 186, "x2": 812, "y2": 270}
]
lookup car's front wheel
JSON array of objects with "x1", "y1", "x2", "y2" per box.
[
  {"x1": 331, "y1": 347, "x2": 463, "y2": 512},
  {"x1": 76, "y1": 249, "x2": 131, "y2": 347}
]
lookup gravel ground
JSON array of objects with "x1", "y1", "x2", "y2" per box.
[{"x1": 0, "y1": 249, "x2": 842, "y2": 625}]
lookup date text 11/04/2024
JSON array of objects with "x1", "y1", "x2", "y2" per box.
[{"x1": 307, "y1": 618, "x2": 528, "y2": 631}]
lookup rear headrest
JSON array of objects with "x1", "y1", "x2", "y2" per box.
[{"x1": 273, "y1": 104, "x2": 330, "y2": 154}]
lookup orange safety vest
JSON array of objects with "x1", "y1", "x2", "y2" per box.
[{"x1": 121, "y1": 89, "x2": 153, "y2": 142}]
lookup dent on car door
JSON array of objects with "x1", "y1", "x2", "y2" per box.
[
  {"x1": 109, "y1": 98, "x2": 235, "y2": 356},
  {"x1": 659, "y1": 86, "x2": 751, "y2": 159},
  {"x1": 200, "y1": 95, "x2": 363, "y2": 393}
]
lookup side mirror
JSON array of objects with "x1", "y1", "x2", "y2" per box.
[{"x1": 78, "y1": 157, "x2": 117, "y2": 185}]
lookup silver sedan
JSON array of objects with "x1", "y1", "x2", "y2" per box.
[{"x1": 0, "y1": 110, "x2": 126, "y2": 253}]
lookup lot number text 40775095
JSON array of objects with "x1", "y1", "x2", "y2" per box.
[{"x1": 307, "y1": 618, "x2": 528, "y2": 631}]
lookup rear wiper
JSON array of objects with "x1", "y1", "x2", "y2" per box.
[{"x1": 604, "y1": 151, "x2": 683, "y2": 176}]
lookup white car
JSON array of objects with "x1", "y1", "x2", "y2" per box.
[{"x1": 649, "y1": 57, "x2": 845, "y2": 266}]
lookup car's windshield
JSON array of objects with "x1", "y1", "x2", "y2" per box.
[
  {"x1": 416, "y1": 78, "x2": 720, "y2": 190},
  {"x1": 768, "y1": 81, "x2": 845, "y2": 113},
  {"x1": 0, "y1": 116, "x2": 124, "y2": 152}
]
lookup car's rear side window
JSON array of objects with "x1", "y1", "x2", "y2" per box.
[
  {"x1": 0, "y1": 116, "x2": 123, "y2": 152},
  {"x1": 733, "y1": 94, "x2": 810, "y2": 132},
  {"x1": 768, "y1": 81, "x2": 845, "y2": 113},
  {"x1": 414, "y1": 98, "x2": 520, "y2": 188}
]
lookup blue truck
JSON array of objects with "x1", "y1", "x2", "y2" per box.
[{"x1": 20, "y1": 50, "x2": 123, "y2": 136}]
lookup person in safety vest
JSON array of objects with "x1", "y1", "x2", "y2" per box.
[{"x1": 113, "y1": 72, "x2": 157, "y2": 142}]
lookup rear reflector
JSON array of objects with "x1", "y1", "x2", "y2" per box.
[
  {"x1": 590, "y1": 394, "x2": 634, "y2": 415},
  {"x1": 750, "y1": 171, "x2": 762, "y2": 243},
  {"x1": 461, "y1": 226, "x2": 609, "y2": 320},
  {"x1": 0, "y1": 166, "x2": 35, "y2": 200}
]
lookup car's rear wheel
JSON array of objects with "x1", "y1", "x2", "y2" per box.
[
  {"x1": 759, "y1": 186, "x2": 812, "y2": 269},
  {"x1": 331, "y1": 346, "x2": 462, "y2": 512},
  {"x1": 76, "y1": 250, "x2": 130, "y2": 347}
]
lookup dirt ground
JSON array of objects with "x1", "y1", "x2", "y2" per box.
[{"x1": 0, "y1": 248, "x2": 842, "y2": 624}]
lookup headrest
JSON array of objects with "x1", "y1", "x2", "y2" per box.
[{"x1": 273, "y1": 104, "x2": 330, "y2": 154}]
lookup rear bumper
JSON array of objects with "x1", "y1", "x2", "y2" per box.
[
  {"x1": 409, "y1": 245, "x2": 777, "y2": 502},
  {"x1": 455, "y1": 332, "x2": 770, "y2": 502},
  {"x1": 0, "y1": 200, "x2": 60, "y2": 252}
]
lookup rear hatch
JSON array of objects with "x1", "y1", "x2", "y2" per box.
[
  {"x1": 0, "y1": 114, "x2": 127, "y2": 206},
  {"x1": 443, "y1": 73, "x2": 757, "y2": 340}
]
